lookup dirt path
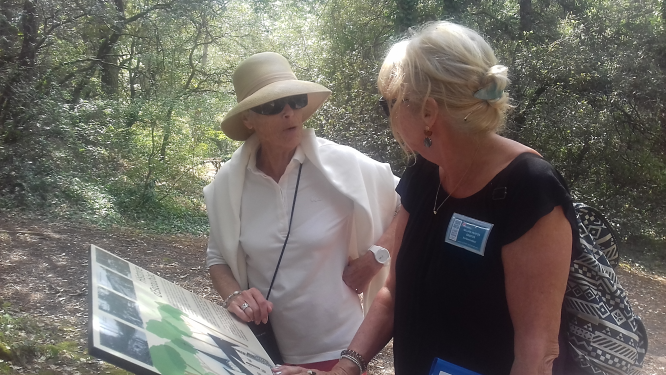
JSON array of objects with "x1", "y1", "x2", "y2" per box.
[{"x1": 0, "y1": 213, "x2": 664, "y2": 374}]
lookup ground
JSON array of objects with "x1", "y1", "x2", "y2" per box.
[{"x1": 0, "y1": 212, "x2": 664, "y2": 375}]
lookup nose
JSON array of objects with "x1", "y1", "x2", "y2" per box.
[{"x1": 281, "y1": 102, "x2": 294, "y2": 117}]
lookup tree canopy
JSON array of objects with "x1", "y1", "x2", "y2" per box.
[{"x1": 0, "y1": 0, "x2": 664, "y2": 238}]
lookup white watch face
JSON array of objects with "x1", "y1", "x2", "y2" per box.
[{"x1": 371, "y1": 246, "x2": 390, "y2": 264}]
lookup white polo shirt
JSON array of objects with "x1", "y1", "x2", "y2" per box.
[{"x1": 238, "y1": 146, "x2": 364, "y2": 364}]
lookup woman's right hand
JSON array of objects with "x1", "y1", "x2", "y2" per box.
[
  {"x1": 227, "y1": 288, "x2": 273, "y2": 324},
  {"x1": 271, "y1": 362, "x2": 357, "y2": 375}
]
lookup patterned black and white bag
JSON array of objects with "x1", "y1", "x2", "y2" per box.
[{"x1": 564, "y1": 203, "x2": 648, "y2": 375}]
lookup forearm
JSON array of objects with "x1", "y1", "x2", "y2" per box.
[
  {"x1": 333, "y1": 286, "x2": 395, "y2": 375},
  {"x1": 339, "y1": 217, "x2": 402, "y2": 375},
  {"x1": 375, "y1": 206, "x2": 400, "y2": 252},
  {"x1": 349, "y1": 286, "x2": 395, "y2": 359},
  {"x1": 343, "y1": 210, "x2": 402, "y2": 292},
  {"x1": 510, "y1": 335, "x2": 560, "y2": 375},
  {"x1": 510, "y1": 298, "x2": 562, "y2": 375},
  {"x1": 351, "y1": 207, "x2": 405, "y2": 356},
  {"x1": 358, "y1": 207, "x2": 402, "y2": 273},
  {"x1": 209, "y1": 264, "x2": 242, "y2": 300}
]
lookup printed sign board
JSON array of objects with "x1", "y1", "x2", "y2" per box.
[{"x1": 88, "y1": 244, "x2": 274, "y2": 375}]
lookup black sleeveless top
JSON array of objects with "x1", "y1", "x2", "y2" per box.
[{"x1": 393, "y1": 153, "x2": 578, "y2": 375}]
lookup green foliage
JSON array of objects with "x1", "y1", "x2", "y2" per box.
[
  {"x1": 622, "y1": 235, "x2": 666, "y2": 275},
  {"x1": 0, "y1": 308, "x2": 71, "y2": 366},
  {"x1": 0, "y1": 302, "x2": 131, "y2": 374},
  {"x1": 0, "y1": 0, "x2": 664, "y2": 241},
  {"x1": 496, "y1": 0, "x2": 666, "y2": 238}
]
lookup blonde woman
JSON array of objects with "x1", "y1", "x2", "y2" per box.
[{"x1": 276, "y1": 21, "x2": 578, "y2": 375}]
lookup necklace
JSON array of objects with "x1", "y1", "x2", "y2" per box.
[{"x1": 433, "y1": 163, "x2": 473, "y2": 215}]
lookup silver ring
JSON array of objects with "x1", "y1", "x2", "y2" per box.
[
  {"x1": 307, "y1": 371, "x2": 316, "y2": 375},
  {"x1": 240, "y1": 302, "x2": 249, "y2": 311}
]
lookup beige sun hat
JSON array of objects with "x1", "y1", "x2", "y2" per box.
[{"x1": 220, "y1": 52, "x2": 332, "y2": 141}]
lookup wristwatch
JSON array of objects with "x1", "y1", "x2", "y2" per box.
[{"x1": 368, "y1": 245, "x2": 390, "y2": 265}]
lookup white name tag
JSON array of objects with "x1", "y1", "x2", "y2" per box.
[{"x1": 445, "y1": 213, "x2": 494, "y2": 256}]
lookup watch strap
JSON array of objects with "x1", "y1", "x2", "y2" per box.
[{"x1": 368, "y1": 245, "x2": 390, "y2": 264}]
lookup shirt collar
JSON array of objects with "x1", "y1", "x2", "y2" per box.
[{"x1": 247, "y1": 145, "x2": 305, "y2": 174}]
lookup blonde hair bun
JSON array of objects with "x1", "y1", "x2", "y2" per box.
[
  {"x1": 378, "y1": 21, "x2": 513, "y2": 135},
  {"x1": 488, "y1": 65, "x2": 508, "y2": 78}
]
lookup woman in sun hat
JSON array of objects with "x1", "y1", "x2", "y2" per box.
[{"x1": 203, "y1": 52, "x2": 401, "y2": 372}]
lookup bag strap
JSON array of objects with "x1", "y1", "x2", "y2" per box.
[
  {"x1": 265, "y1": 163, "x2": 303, "y2": 301},
  {"x1": 573, "y1": 203, "x2": 620, "y2": 268},
  {"x1": 487, "y1": 152, "x2": 539, "y2": 204}
]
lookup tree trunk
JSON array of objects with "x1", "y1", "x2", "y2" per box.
[
  {"x1": 520, "y1": 0, "x2": 532, "y2": 33},
  {"x1": 159, "y1": 106, "x2": 174, "y2": 162},
  {"x1": 101, "y1": 54, "x2": 120, "y2": 97},
  {"x1": 101, "y1": 0, "x2": 124, "y2": 97},
  {"x1": 17, "y1": 0, "x2": 38, "y2": 69},
  {"x1": 71, "y1": 30, "x2": 123, "y2": 103},
  {"x1": 440, "y1": 0, "x2": 465, "y2": 17},
  {"x1": 125, "y1": 42, "x2": 141, "y2": 129},
  {"x1": 659, "y1": 107, "x2": 666, "y2": 156},
  {"x1": 0, "y1": 0, "x2": 38, "y2": 132},
  {"x1": 395, "y1": 0, "x2": 417, "y2": 33},
  {"x1": 70, "y1": 1, "x2": 172, "y2": 103}
]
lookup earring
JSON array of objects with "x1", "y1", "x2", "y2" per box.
[{"x1": 423, "y1": 126, "x2": 433, "y2": 148}]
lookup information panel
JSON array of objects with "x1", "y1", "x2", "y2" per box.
[{"x1": 88, "y1": 244, "x2": 274, "y2": 375}]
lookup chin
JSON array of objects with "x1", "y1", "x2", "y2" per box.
[{"x1": 283, "y1": 128, "x2": 303, "y2": 147}]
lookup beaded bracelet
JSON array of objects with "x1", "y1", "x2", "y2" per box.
[
  {"x1": 221, "y1": 290, "x2": 242, "y2": 308},
  {"x1": 340, "y1": 349, "x2": 368, "y2": 373},
  {"x1": 341, "y1": 354, "x2": 363, "y2": 374}
]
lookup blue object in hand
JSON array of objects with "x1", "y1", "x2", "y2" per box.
[{"x1": 429, "y1": 357, "x2": 483, "y2": 375}]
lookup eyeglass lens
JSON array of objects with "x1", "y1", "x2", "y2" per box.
[
  {"x1": 251, "y1": 94, "x2": 309, "y2": 115},
  {"x1": 378, "y1": 97, "x2": 397, "y2": 117}
]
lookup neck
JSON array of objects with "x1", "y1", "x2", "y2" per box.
[
  {"x1": 429, "y1": 127, "x2": 494, "y2": 196},
  {"x1": 256, "y1": 144, "x2": 297, "y2": 183}
]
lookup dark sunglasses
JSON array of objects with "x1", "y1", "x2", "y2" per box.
[
  {"x1": 378, "y1": 96, "x2": 398, "y2": 117},
  {"x1": 250, "y1": 94, "x2": 309, "y2": 115}
]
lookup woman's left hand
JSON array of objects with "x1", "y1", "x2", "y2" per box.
[{"x1": 343, "y1": 253, "x2": 382, "y2": 294}]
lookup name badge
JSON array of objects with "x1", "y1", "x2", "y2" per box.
[{"x1": 445, "y1": 213, "x2": 493, "y2": 256}]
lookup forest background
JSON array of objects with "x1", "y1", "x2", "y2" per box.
[
  {"x1": 1, "y1": 0, "x2": 666, "y2": 374},
  {"x1": 1, "y1": 0, "x2": 665, "y2": 245}
]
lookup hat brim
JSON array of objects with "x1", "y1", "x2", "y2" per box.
[{"x1": 221, "y1": 80, "x2": 331, "y2": 141}]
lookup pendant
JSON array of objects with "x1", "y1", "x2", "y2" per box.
[
  {"x1": 424, "y1": 137, "x2": 432, "y2": 148},
  {"x1": 433, "y1": 210, "x2": 437, "y2": 215}
]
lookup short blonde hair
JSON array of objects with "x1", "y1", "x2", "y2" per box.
[{"x1": 378, "y1": 21, "x2": 512, "y2": 138}]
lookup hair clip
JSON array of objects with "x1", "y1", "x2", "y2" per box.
[{"x1": 473, "y1": 82, "x2": 504, "y2": 101}]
